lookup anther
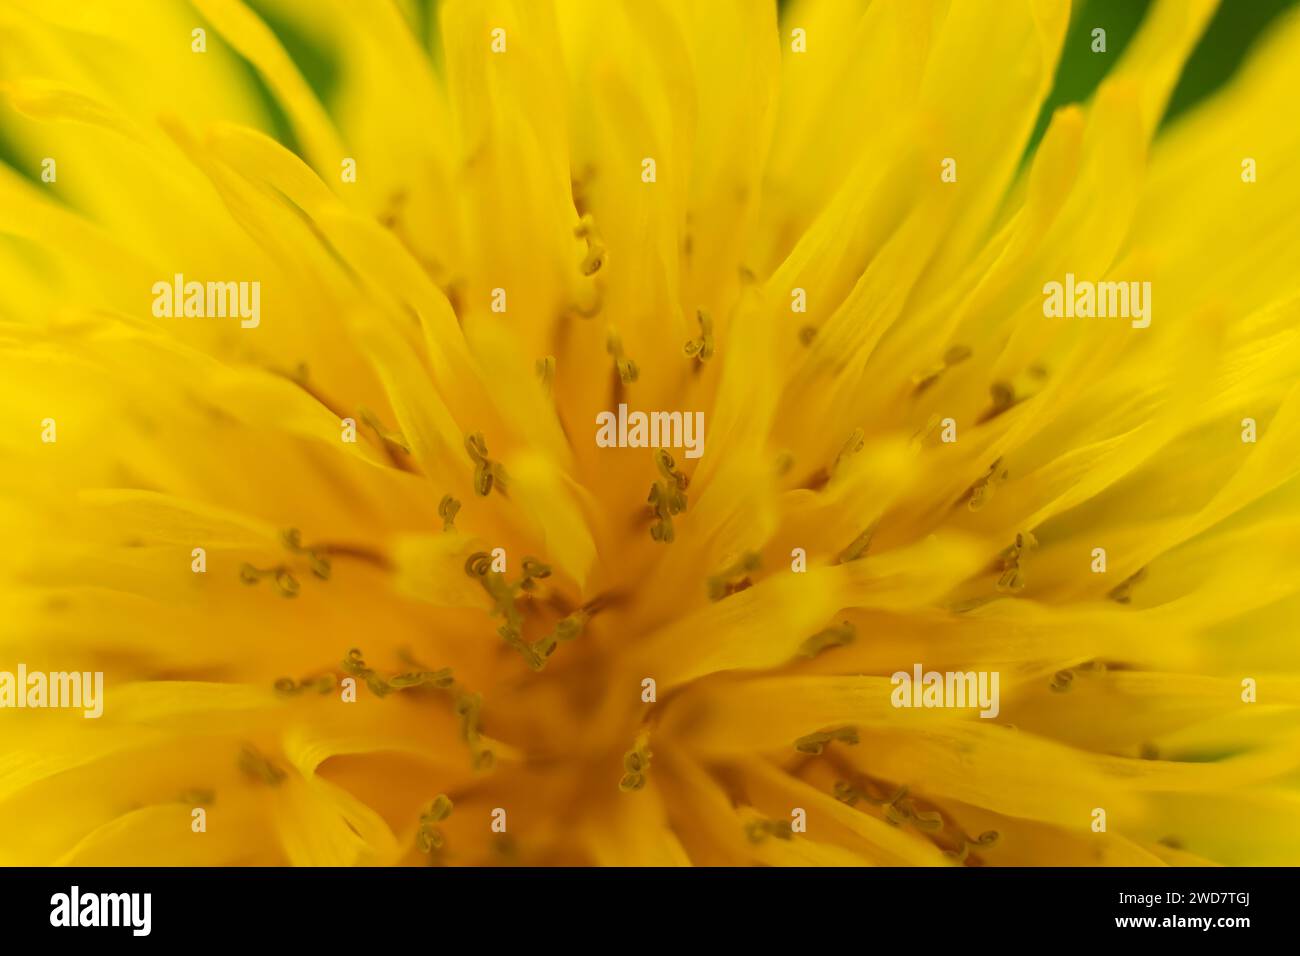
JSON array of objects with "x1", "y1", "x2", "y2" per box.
[
  {"x1": 454, "y1": 690, "x2": 494, "y2": 769},
  {"x1": 417, "y1": 793, "x2": 454, "y2": 854},
  {"x1": 683, "y1": 310, "x2": 714, "y2": 363},
  {"x1": 238, "y1": 744, "x2": 286, "y2": 786},
  {"x1": 793, "y1": 726, "x2": 859, "y2": 755},
  {"x1": 831, "y1": 428, "x2": 865, "y2": 479},
  {"x1": 282, "y1": 528, "x2": 331, "y2": 580},
  {"x1": 239, "y1": 563, "x2": 300, "y2": 597},
  {"x1": 606, "y1": 329, "x2": 639, "y2": 385},
  {"x1": 832, "y1": 781, "x2": 860, "y2": 805},
  {"x1": 836, "y1": 521, "x2": 878, "y2": 564},
  {"x1": 535, "y1": 355, "x2": 556, "y2": 390},
  {"x1": 706, "y1": 551, "x2": 761, "y2": 601},
  {"x1": 531, "y1": 610, "x2": 588, "y2": 669},
  {"x1": 465, "y1": 432, "x2": 504, "y2": 497},
  {"x1": 342, "y1": 647, "x2": 391, "y2": 697},
  {"x1": 946, "y1": 829, "x2": 999, "y2": 864},
  {"x1": 911, "y1": 344, "x2": 973, "y2": 393},
  {"x1": 438, "y1": 495, "x2": 461, "y2": 532},
  {"x1": 648, "y1": 449, "x2": 689, "y2": 543},
  {"x1": 996, "y1": 530, "x2": 1036, "y2": 594},
  {"x1": 1107, "y1": 567, "x2": 1147, "y2": 604},
  {"x1": 618, "y1": 736, "x2": 653, "y2": 792},
  {"x1": 359, "y1": 407, "x2": 411, "y2": 454},
  {"x1": 981, "y1": 382, "x2": 1017, "y2": 422},
  {"x1": 574, "y1": 214, "x2": 607, "y2": 276},
  {"x1": 518, "y1": 557, "x2": 552, "y2": 592},
  {"x1": 745, "y1": 818, "x2": 794, "y2": 843},
  {"x1": 966, "y1": 457, "x2": 1008, "y2": 511},
  {"x1": 387, "y1": 668, "x2": 455, "y2": 690},
  {"x1": 273, "y1": 674, "x2": 336, "y2": 697},
  {"x1": 798, "y1": 620, "x2": 856, "y2": 658}
]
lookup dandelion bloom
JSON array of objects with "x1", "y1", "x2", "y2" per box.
[{"x1": 2, "y1": 0, "x2": 1299, "y2": 867}]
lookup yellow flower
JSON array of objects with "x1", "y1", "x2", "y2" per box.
[{"x1": 2, "y1": 0, "x2": 1300, "y2": 866}]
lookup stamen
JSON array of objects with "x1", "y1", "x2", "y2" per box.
[
  {"x1": 1049, "y1": 669, "x2": 1074, "y2": 693},
  {"x1": 535, "y1": 355, "x2": 556, "y2": 391},
  {"x1": 910, "y1": 809, "x2": 944, "y2": 831},
  {"x1": 282, "y1": 528, "x2": 331, "y2": 580},
  {"x1": 387, "y1": 668, "x2": 455, "y2": 690},
  {"x1": 836, "y1": 777, "x2": 950, "y2": 837},
  {"x1": 977, "y1": 382, "x2": 1018, "y2": 423},
  {"x1": 417, "y1": 793, "x2": 454, "y2": 854},
  {"x1": 618, "y1": 736, "x2": 653, "y2": 792},
  {"x1": 438, "y1": 495, "x2": 461, "y2": 532},
  {"x1": 239, "y1": 563, "x2": 300, "y2": 597},
  {"x1": 832, "y1": 780, "x2": 859, "y2": 806},
  {"x1": 342, "y1": 647, "x2": 392, "y2": 697},
  {"x1": 571, "y1": 164, "x2": 596, "y2": 217},
  {"x1": 745, "y1": 818, "x2": 794, "y2": 843},
  {"x1": 863, "y1": 782, "x2": 908, "y2": 809},
  {"x1": 910, "y1": 412, "x2": 943, "y2": 447},
  {"x1": 683, "y1": 310, "x2": 715, "y2": 364},
  {"x1": 793, "y1": 725, "x2": 859, "y2": 755},
  {"x1": 946, "y1": 829, "x2": 999, "y2": 864},
  {"x1": 531, "y1": 610, "x2": 589, "y2": 670},
  {"x1": 706, "y1": 551, "x2": 761, "y2": 601},
  {"x1": 273, "y1": 674, "x2": 336, "y2": 697},
  {"x1": 606, "y1": 329, "x2": 639, "y2": 385},
  {"x1": 996, "y1": 530, "x2": 1036, "y2": 594},
  {"x1": 574, "y1": 214, "x2": 607, "y2": 276},
  {"x1": 797, "y1": 620, "x2": 856, "y2": 658},
  {"x1": 518, "y1": 557, "x2": 552, "y2": 592},
  {"x1": 238, "y1": 744, "x2": 286, "y2": 786},
  {"x1": 948, "y1": 595, "x2": 996, "y2": 614},
  {"x1": 965, "y1": 457, "x2": 1008, "y2": 511},
  {"x1": 359, "y1": 407, "x2": 412, "y2": 454},
  {"x1": 911, "y1": 344, "x2": 973, "y2": 393},
  {"x1": 648, "y1": 449, "x2": 689, "y2": 543},
  {"x1": 465, "y1": 432, "x2": 505, "y2": 497},
  {"x1": 836, "y1": 521, "x2": 879, "y2": 564},
  {"x1": 1107, "y1": 567, "x2": 1147, "y2": 604},
  {"x1": 465, "y1": 550, "x2": 570, "y2": 671},
  {"x1": 499, "y1": 624, "x2": 544, "y2": 670},
  {"x1": 831, "y1": 428, "x2": 865, "y2": 479},
  {"x1": 465, "y1": 552, "x2": 541, "y2": 666},
  {"x1": 454, "y1": 690, "x2": 495, "y2": 770}
]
